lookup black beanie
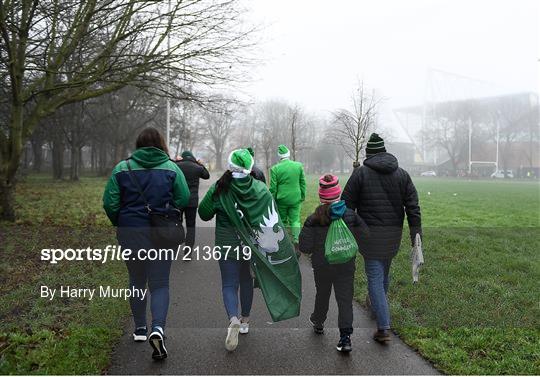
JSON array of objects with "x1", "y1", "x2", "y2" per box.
[{"x1": 365, "y1": 133, "x2": 386, "y2": 156}]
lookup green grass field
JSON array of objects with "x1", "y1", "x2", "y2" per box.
[
  {"x1": 0, "y1": 176, "x2": 128, "y2": 374},
  {"x1": 1, "y1": 174, "x2": 539, "y2": 374}
]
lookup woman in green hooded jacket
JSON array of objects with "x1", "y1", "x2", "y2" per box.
[{"x1": 102, "y1": 127, "x2": 190, "y2": 360}]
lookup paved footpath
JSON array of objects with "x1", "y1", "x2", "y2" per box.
[{"x1": 108, "y1": 180, "x2": 438, "y2": 375}]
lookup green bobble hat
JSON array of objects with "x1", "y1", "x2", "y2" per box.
[
  {"x1": 228, "y1": 149, "x2": 254, "y2": 175},
  {"x1": 365, "y1": 133, "x2": 386, "y2": 156},
  {"x1": 246, "y1": 147, "x2": 255, "y2": 157},
  {"x1": 277, "y1": 144, "x2": 290, "y2": 159}
]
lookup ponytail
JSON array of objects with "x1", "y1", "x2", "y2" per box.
[
  {"x1": 313, "y1": 204, "x2": 332, "y2": 226},
  {"x1": 214, "y1": 170, "x2": 233, "y2": 197}
]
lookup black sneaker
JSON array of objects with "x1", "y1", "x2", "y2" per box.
[
  {"x1": 133, "y1": 327, "x2": 148, "y2": 342},
  {"x1": 336, "y1": 335, "x2": 352, "y2": 353},
  {"x1": 309, "y1": 314, "x2": 324, "y2": 334},
  {"x1": 149, "y1": 327, "x2": 168, "y2": 360}
]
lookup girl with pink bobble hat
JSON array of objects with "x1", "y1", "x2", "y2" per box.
[{"x1": 299, "y1": 174, "x2": 369, "y2": 353}]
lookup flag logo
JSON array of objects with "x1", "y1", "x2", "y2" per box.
[{"x1": 255, "y1": 201, "x2": 291, "y2": 265}]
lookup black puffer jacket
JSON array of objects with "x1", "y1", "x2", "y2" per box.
[
  {"x1": 176, "y1": 157, "x2": 210, "y2": 207},
  {"x1": 299, "y1": 207, "x2": 369, "y2": 268},
  {"x1": 342, "y1": 152, "x2": 421, "y2": 259}
]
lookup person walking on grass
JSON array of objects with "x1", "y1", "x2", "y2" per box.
[
  {"x1": 269, "y1": 144, "x2": 306, "y2": 248},
  {"x1": 247, "y1": 147, "x2": 266, "y2": 183},
  {"x1": 103, "y1": 127, "x2": 190, "y2": 360},
  {"x1": 299, "y1": 174, "x2": 369, "y2": 353},
  {"x1": 199, "y1": 149, "x2": 302, "y2": 352},
  {"x1": 175, "y1": 150, "x2": 210, "y2": 252},
  {"x1": 341, "y1": 133, "x2": 422, "y2": 344}
]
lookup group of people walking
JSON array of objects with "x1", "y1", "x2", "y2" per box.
[{"x1": 103, "y1": 127, "x2": 421, "y2": 360}]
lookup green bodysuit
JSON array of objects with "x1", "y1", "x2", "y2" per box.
[{"x1": 269, "y1": 158, "x2": 306, "y2": 243}]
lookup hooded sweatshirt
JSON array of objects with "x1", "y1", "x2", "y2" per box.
[
  {"x1": 103, "y1": 147, "x2": 190, "y2": 227},
  {"x1": 342, "y1": 152, "x2": 421, "y2": 259}
]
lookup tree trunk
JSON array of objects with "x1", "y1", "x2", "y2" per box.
[
  {"x1": 1, "y1": 104, "x2": 24, "y2": 221},
  {"x1": 23, "y1": 144, "x2": 30, "y2": 170},
  {"x1": 31, "y1": 139, "x2": 43, "y2": 172},
  {"x1": 215, "y1": 149, "x2": 223, "y2": 171},
  {"x1": 114, "y1": 142, "x2": 126, "y2": 165},
  {"x1": 450, "y1": 156, "x2": 458, "y2": 177},
  {"x1": 79, "y1": 147, "x2": 84, "y2": 172},
  {"x1": 0, "y1": 181, "x2": 16, "y2": 221},
  {"x1": 91, "y1": 143, "x2": 97, "y2": 173},
  {"x1": 70, "y1": 146, "x2": 80, "y2": 181},
  {"x1": 52, "y1": 138, "x2": 64, "y2": 180}
]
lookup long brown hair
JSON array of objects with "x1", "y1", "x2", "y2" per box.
[
  {"x1": 135, "y1": 127, "x2": 169, "y2": 155},
  {"x1": 313, "y1": 203, "x2": 332, "y2": 226},
  {"x1": 214, "y1": 170, "x2": 233, "y2": 197}
]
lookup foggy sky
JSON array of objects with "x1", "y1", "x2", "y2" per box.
[{"x1": 240, "y1": 0, "x2": 539, "y2": 141}]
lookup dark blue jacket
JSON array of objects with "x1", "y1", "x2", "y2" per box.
[{"x1": 103, "y1": 147, "x2": 190, "y2": 227}]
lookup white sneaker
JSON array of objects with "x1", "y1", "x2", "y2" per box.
[
  {"x1": 225, "y1": 317, "x2": 241, "y2": 351},
  {"x1": 149, "y1": 327, "x2": 168, "y2": 360},
  {"x1": 240, "y1": 320, "x2": 249, "y2": 334}
]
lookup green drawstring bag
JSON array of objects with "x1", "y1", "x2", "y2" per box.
[{"x1": 324, "y1": 218, "x2": 359, "y2": 264}]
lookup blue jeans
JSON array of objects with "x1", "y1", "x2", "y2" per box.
[
  {"x1": 120, "y1": 229, "x2": 172, "y2": 330},
  {"x1": 125, "y1": 255, "x2": 172, "y2": 330},
  {"x1": 364, "y1": 258, "x2": 392, "y2": 330},
  {"x1": 218, "y1": 258, "x2": 254, "y2": 319}
]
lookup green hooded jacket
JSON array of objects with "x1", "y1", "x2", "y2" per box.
[{"x1": 103, "y1": 147, "x2": 190, "y2": 226}]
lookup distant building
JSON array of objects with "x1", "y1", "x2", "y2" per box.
[{"x1": 394, "y1": 92, "x2": 539, "y2": 177}]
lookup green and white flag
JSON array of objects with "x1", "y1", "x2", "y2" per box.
[{"x1": 219, "y1": 178, "x2": 302, "y2": 322}]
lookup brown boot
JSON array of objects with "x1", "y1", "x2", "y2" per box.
[{"x1": 373, "y1": 329, "x2": 391, "y2": 344}]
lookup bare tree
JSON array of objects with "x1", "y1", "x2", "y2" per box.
[
  {"x1": 494, "y1": 96, "x2": 537, "y2": 177},
  {"x1": 423, "y1": 101, "x2": 474, "y2": 176},
  {"x1": 256, "y1": 100, "x2": 290, "y2": 172},
  {"x1": 524, "y1": 101, "x2": 539, "y2": 171},
  {"x1": 203, "y1": 104, "x2": 236, "y2": 170},
  {"x1": 289, "y1": 106, "x2": 299, "y2": 160},
  {"x1": 287, "y1": 104, "x2": 312, "y2": 161},
  {"x1": 0, "y1": 0, "x2": 254, "y2": 220},
  {"x1": 328, "y1": 81, "x2": 382, "y2": 168}
]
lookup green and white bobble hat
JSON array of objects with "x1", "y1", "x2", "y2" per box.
[
  {"x1": 228, "y1": 149, "x2": 254, "y2": 175},
  {"x1": 277, "y1": 144, "x2": 290, "y2": 159}
]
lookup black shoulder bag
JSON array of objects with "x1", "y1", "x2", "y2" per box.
[{"x1": 126, "y1": 159, "x2": 185, "y2": 248}]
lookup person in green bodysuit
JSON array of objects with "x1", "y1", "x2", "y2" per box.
[{"x1": 269, "y1": 144, "x2": 306, "y2": 246}]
